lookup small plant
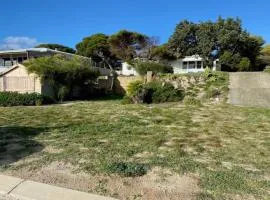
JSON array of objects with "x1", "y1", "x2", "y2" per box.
[
  {"x1": 106, "y1": 162, "x2": 149, "y2": 177},
  {"x1": 121, "y1": 95, "x2": 133, "y2": 104},
  {"x1": 126, "y1": 80, "x2": 144, "y2": 97},
  {"x1": 183, "y1": 96, "x2": 201, "y2": 106},
  {"x1": 263, "y1": 66, "x2": 270, "y2": 73},
  {"x1": 57, "y1": 86, "x2": 70, "y2": 102},
  {"x1": 205, "y1": 87, "x2": 221, "y2": 99}
]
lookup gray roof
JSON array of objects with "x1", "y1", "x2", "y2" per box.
[
  {"x1": 0, "y1": 48, "x2": 91, "y2": 60},
  {"x1": 0, "y1": 48, "x2": 49, "y2": 55}
]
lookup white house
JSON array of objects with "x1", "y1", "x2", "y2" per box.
[
  {"x1": 117, "y1": 62, "x2": 138, "y2": 76},
  {"x1": 169, "y1": 55, "x2": 220, "y2": 74},
  {"x1": 116, "y1": 55, "x2": 220, "y2": 76}
]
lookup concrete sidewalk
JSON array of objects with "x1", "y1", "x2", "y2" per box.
[{"x1": 0, "y1": 174, "x2": 117, "y2": 200}]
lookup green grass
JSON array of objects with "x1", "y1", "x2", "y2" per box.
[{"x1": 0, "y1": 100, "x2": 269, "y2": 199}]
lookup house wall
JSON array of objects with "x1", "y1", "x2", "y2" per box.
[
  {"x1": 0, "y1": 65, "x2": 42, "y2": 94},
  {"x1": 120, "y1": 62, "x2": 138, "y2": 76},
  {"x1": 170, "y1": 58, "x2": 206, "y2": 74}
]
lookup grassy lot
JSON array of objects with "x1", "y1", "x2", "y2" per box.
[{"x1": 0, "y1": 100, "x2": 269, "y2": 199}]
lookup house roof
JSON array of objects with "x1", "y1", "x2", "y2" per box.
[
  {"x1": 0, "y1": 48, "x2": 48, "y2": 55},
  {"x1": 0, "y1": 48, "x2": 89, "y2": 60}
]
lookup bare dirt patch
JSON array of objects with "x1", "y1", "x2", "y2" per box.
[{"x1": 3, "y1": 163, "x2": 200, "y2": 200}]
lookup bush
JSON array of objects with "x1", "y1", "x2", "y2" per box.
[
  {"x1": 0, "y1": 92, "x2": 53, "y2": 107},
  {"x1": 145, "y1": 81, "x2": 184, "y2": 103},
  {"x1": 183, "y1": 96, "x2": 201, "y2": 106},
  {"x1": 205, "y1": 87, "x2": 221, "y2": 99},
  {"x1": 24, "y1": 55, "x2": 100, "y2": 101},
  {"x1": 106, "y1": 162, "x2": 149, "y2": 177},
  {"x1": 121, "y1": 95, "x2": 133, "y2": 104},
  {"x1": 126, "y1": 80, "x2": 144, "y2": 97},
  {"x1": 126, "y1": 80, "x2": 184, "y2": 104},
  {"x1": 237, "y1": 57, "x2": 251, "y2": 71},
  {"x1": 263, "y1": 66, "x2": 270, "y2": 73},
  {"x1": 134, "y1": 61, "x2": 173, "y2": 76}
]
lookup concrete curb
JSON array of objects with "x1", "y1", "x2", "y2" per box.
[{"x1": 0, "y1": 174, "x2": 117, "y2": 200}]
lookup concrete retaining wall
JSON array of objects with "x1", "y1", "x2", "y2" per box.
[{"x1": 115, "y1": 76, "x2": 143, "y2": 95}]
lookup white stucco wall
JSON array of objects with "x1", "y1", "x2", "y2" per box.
[
  {"x1": 169, "y1": 55, "x2": 217, "y2": 74},
  {"x1": 121, "y1": 62, "x2": 138, "y2": 76}
]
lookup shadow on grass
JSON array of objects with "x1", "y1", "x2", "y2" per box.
[{"x1": 0, "y1": 126, "x2": 47, "y2": 166}]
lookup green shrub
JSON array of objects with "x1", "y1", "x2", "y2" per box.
[
  {"x1": 126, "y1": 80, "x2": 144, "y2": 96},
  {"x1": 237, "y1": 57, "x2": 251, "y2": 71},
  {"x1": 126, "y1": 80, "x2": 184, "y2": 104},
  {"x1": 106, "y1": 162, "x2": 149, "y2": 177},
  {"x1": 134, "y1": 61, "x2": 173, "y2": 76},
  {"x1": 0, "y1": 92, "x2": 53, "y2": 107},
  {"x1": 263, "y1": 66, "x2": 270, "y2": 73},
  {"x1": 145, "y1": 81, "x2": 184, "y2": 103},
  {"x1": 183, "y1": 96, "x2": 201, "y2": 106},
  {"x1": 24, "y1": 55, "x2": 100, "y2": 100},
  {"x1": 205, "y1": 87, "x2": 221, "y2": 99},
  {"x1": 121, "y1": 95, "x2": 133, "y2": 104}
]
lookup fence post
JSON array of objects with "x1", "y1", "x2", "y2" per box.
[
  {"x1": 146, "y1": 71, "x2": 153, "y2": 83},
  {"x1": 3, "y1": 76, "x2": 6, "y2": 91}
]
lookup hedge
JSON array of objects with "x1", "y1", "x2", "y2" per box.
[{"x1": 0, "y1": 92, "x2": 54, "y2": 106}]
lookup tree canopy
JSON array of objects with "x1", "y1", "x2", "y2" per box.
[
  {"x1": 36, "y1": 44, "x2": 76, "y2": 54},
  {"x1": 168, "y1": 17, "x2": 265, "y2": 71},
  {"x1": 150, "y1": 44, "x2": 176, "y2": 62},
  {"x1": 75, "y1": 30, "x2": 153, "y2": 69},
  {"x1": 108, "y1": 30, "x2": 149, "y2": 62},
  {"x1": 76, "y1": 33, "x2": 112, "y2": 63}
]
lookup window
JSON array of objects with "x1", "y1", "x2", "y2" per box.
[
  {"x1": 18, "y1": 57, "x2": 23, "y2": 63},
  {"x1": 197, "y1": 61, "x2": 202, "y2": 69},
  {"x1": 189, "y1": 61, "x2": 195, "y2": 69},
  {"x1": 0, "y1": 59, "x2": 4, "y2": 66},
  {"x1": 4, "y1": 60, "x2": 12, "y2": 67},
  {"x1": 183, "y1": 62, "x2": 188, "y2": 69}
]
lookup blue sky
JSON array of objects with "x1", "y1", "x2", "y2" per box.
[{"x1": 0, "y1": 0, "x2": 269, "y2": 50}]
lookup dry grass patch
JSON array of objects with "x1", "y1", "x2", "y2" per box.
[{"x1": 0, "y1": 100, "x2": 269, "y2": 199}]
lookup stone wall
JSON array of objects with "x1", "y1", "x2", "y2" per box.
[{"x1": 115, "y1": 76, "x2": 143, "y2": 95}]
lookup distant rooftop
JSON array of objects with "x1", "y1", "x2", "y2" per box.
[
  {"x1": 0, "y1": 48, "x2": 93, "y2": 61},
  {"x1": 0, "y1": 48, "x2": 48, "y2": 54}
]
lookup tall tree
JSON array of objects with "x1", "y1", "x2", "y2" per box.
[
  {"x1": 108, "y1": 30, "x2": 149, "y2": 62},
  {"x1": 36, "y1": 44, "x2": 76, "y2": 54},
  {"x1": 150, "y1": 44, "x2": 175, "y2": 62},
  {"x1": 76, "y1": 33, "x2": 111, "y2": 62},
  {"x1": 168, "y1": 20, "x2": 199, "y2": 58},
  {"x1": 76, "y1": 33, "x2": 120, "y2": 71},
  {"x1": 168, "y1": 17, "x2": 265, "y2": 71}
]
